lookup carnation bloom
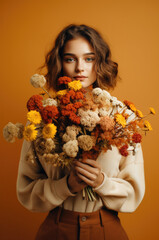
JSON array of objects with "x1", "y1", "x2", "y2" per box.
[
  {"x1": 136, "y1": 109, "x2": 144, "y2": 118},
  {"x1": 57, "y1": 89, "x2": 68, "y2": 96},
  {"x1": 68, "y1": 80, "x2": 82, "y2": 91},
  {"x1": 115, "y1": 114, "x2": 127, "y2": 128},
  {"x1": 42, "y1": 123, "x2": 57, "y2": 138},
  {"x1": 57, "y1": 76, "x2": 72, "y2": 85},
  {"x1": 23, "y1": 124, "x2": 38, "y2": 141},
  {"x1": 149, "y1": 107, "x2": 155, "y2": 115},
  {"x1": 144, "y1": 120, "x2": 152, "y2": 131},
  {"x1": 27, "y1": 110, "x2": 42, "y2": 124},
  {"x1": 119, "y1": 145, "x2": 129, "y2": 157},
  {"x1": 30, "y1": 74, "x2": 46, "y2": 88},
  {"x1": 27, "y1": 95, "x2": 43, "y2": 111},
  {"x1": 132, "y1": 132, "x2": 142, "y2": 143},
  {"x1": 41, "y1": 105, "x2": 59, "y2": 123}
]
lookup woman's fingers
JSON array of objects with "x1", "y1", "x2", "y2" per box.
[
  {"x1": 74, "y1": 160, "x2": 101, "y2": 176},
  {"x1": 75, "y1": 165, "x2": 97, "y2": 181}
]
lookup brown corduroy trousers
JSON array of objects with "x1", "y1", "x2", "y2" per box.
[{"x1": 35, "y1": 207, "x2": 129, "y2": 240}]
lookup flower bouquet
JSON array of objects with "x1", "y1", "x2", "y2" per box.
[{"x1": 3, "y1": 74, "x2": 155, "y2": 201}]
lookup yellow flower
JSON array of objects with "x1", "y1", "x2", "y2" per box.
[
  {"x1": 136, "y1": 109, "x2": 144, "y2": 118},
  {"x1": 23, "y1": 124, "x2": 38, "y2": 141},
  {"x1": 149, "y1": 107, "x2": 155, "y2": 115},
  {"x1": 42, "y1": 123, "x2": 57, "y2": 138},
  {"x1": 27, "y1": 110, "x2": 42, "y2": 124},
  {"x1": 115, "y1": 114, "x2": 127, "y2": 128},
  {"x1": 129, "y1": 103, "x2": 136, "y2": 112},
  {"x1": 68, "y1": 80, "x2": 82, "y2": 91},
  {"x1": 56, "y1": 89, "x2": 67, "y2": 96},
  {"x1": 144, "y1": 120, "x2": 152, "y2": 131}
]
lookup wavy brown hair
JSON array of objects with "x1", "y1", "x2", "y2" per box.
[{"x1": 39, "y1": 24, "x2": 120, "y2": 91}]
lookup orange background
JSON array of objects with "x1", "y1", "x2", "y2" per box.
[{"x1": 1, "y1": 0, "x2": 159, "y2": 239}]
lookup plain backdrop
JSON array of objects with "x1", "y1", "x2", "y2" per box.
[{"x1": 1, "y1": 0, "x2": 159, "y2": 239}]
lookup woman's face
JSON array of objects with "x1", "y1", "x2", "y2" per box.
[{"x1": 62, "y1": 37, "x2": 97, "y2": 88}]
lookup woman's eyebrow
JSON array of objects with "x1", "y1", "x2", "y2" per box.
[{"x1": 63, "y1": 52, "x2": 95, "y2": 56}]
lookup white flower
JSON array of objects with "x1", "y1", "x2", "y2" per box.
[
  {"x1": 111, "y1": 96, "x2": 124, "y2": 107},
  {"x1": 43, "y1": 98, "x2": 57, "y2": 107},
  {"x1": 102, "y1": 90, "x2": 112, "y2": 100},
  {"x1": 92, "y1": 88, "x2": 103, "y2": 96},
  {"x1": 78, "y1": 109, "x2": 100, "y2": 131},
  {"x1": 63, "y1": 140, "x2": 78, "y2": 157},
  {"x1": 30, "y1": 74, "x2": 46, "y2": 88}
]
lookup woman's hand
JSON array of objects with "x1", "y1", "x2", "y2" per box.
[
  {"x1": 67, "y1": 169, "x2": 87, "y2": 194},
  {"x1": 74, "y1": 159, "x2": 104, "y2": 188}
]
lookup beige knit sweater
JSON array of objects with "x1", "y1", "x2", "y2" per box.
[{"x1": 16, "y1": 138, "x2": 145, "y2": 213}]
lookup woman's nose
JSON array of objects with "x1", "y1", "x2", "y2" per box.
[{"x1": 75, "y1": 59, "x2": 84, "y2": 72}]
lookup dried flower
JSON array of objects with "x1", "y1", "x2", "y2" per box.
[
  {"x1": 42, "y1": 123, "x2": 57, "y2": 138},
  {"x1": 68, "y1": 80, "x2": 82, "y2": 91},
  {"x1": 144, "y1": 120, "x2": 152, "y2": 131},
  {"x1": 99, "y1": 116, "x2": 115, "y2": 131},
  {"x1": 3, "y1": 122, "x2": 19, "y2": 143},
  {"x1": 15, "y1": 123, "x2": 24, "y2": 139},
  {"x1": 30, "y1": 74, "x2": 46, "y2": 88},
  {"x1": 78, "y1": 135, "x2": 96, "y2": 151},
  {"x1": 136, "y1": 109, "x2": 144, "y2": 118},
  {"x1": 149, "y1": 107, "x2": 155, "y2": 115},
  {"x1": 41, "y1": 105, "x2": 59, "y2": 123},
  {"x1": 123, "y1": 100, "x2": 136, "y2": 112},
  {"x1": 27, "y1": 95, "x2": 43, "y2": 111},
  {"x1": 27, "y1": 110, "x2": 42, "y2": 124},
  {"x1": 63, "y1": 140, "x2": 79, "y2": 157},
  {"x1": 132, "y1": 133, "x2": 142, "y2": 143},
  {"x1": 58, "y1": 76, "x2": 72, "y2": 85},
  {"x1": 57, "y1": 90, "x2": 68, "y2": 96},
  {"x1": 119, "y1": 145, "x2": 129, "y2": 157},
  {"x1": 42, "y1": 98, "x2": 57, "y2": 107},
  {"x1": 23, "y1": 124, "x2": 38, "y2": 141},
  {"x1": 34, "y1": 137, "x2": 55, "y2": 155},
  {"x1": 115, "y1": 114, "x2": 127, "y2": 128},
  {"x1": 78, "y1": 109, "x2": 100, "y2": 131}
]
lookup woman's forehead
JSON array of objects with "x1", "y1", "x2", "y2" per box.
[{"x1": 63, "y1": 37, "x2": 95, "y2": 56}]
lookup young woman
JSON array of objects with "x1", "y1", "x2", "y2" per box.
[{"x1": 17, "y1": 24, "x2": 145, "y2": 240}]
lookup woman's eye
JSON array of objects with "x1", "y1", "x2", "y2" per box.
[
  {"x1": 85, "y1": 57, "x2": 95, "y2": 62},
  {"x1": 65, "y1": 58, "x2": 75, "y2": 62}
]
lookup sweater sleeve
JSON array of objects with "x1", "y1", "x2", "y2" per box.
[
  {"x1": 16, "y1": 139, "x2": 75, "y2": 212},
  {"x1": 93, "y1": 144, "x2": 145, "y2": 213}
]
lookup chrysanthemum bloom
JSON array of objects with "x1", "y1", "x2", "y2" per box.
[
  {"x1": 119, "y1": 145, "x2": 129, "y2": 157},
  {"x1": 115, "y1": 114, "x2": 127, "y2": 128},
  {"x1": 136, "y1": 109, "x2": 144, "y2": 118},
  {"x1": 78, "y1": 135, "x2": 96, "y2": 151},
  {"x1": 35, "y1": 137, "x2": 55, "y2": 155},
  {"x1": 99, "y1": 116, "x2": 115, "y2": 131},
  {"x1": 23, "y1": 124, "x2": 38, "y2": 141},
  {"x1": 63, "y1": 140, "x2": 79, "y2": 157},
  {"x1": 30, "y1": 74, "x2": 46, "y2": 88},
  {"x1": 27, "y1": 110, "x2": 42, "y2": 124},
  {"x1": 3, "y1": 122, "x2": 19, "y2": 143},
  {"x1": 42, "y1": 123, "x2": 57, "y2": 139},
  {"x1": 149, "y1": 107, "x2": 156, "y2": 115},
  {"x1": 132, "y1": 133, "x2": 142, "y2": 143},
  {"x1": 27, "y1": 95, "x2": 43, "y2": 111},
  {"x1": 68, "y1": 80, "x2": 82, "y2": 91},
  {"x1": 57, "y1": 76, "x2": 72, "y2": 85},
  {"x1": 57, "y1": 89, "x2": 68, "y2": 96},
  {"x1": 144, "y1": 120, "x2": 152, "y2": 131},
  {"x1": 41, "y1": 105, "x2": 59, "y2": 123},
  {"x1": 42, "y1": 98, "x2": 58, "y2": 107}
]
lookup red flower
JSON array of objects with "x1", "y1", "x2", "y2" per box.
[
  {"x1": 65, "y1": 104, "x2": 77, "y2": 113},
  {"x1": 132, "y1": 133, "x2": 142, "y2": 143},
  {"x1": 58, "y1": 76, "x2": 72, "y2": 85},
  {"x1": 69, "y1": 112, "x2": 81, "y2": 124},
  {"x1": 41, "y1": 106, "x2": 59, "y2": 123},
  {"x1": 60, "y1": 95, "x2": 71, "y2": 105},
  {"x1": 75, "y1": 91, "x2": 84, "y2": 100},
  {"x1": 27, "y1": 95, "x2": 43, "y2": 111},
  {"x1": 73, "y1": 102, "x2": 83, "y2": 109},
  {"x1": 68, "y1": 90, "x2": 76, "y2": 100},
  {"x1": 119, "y1": 145, "x2": 129, "y2": 157}
]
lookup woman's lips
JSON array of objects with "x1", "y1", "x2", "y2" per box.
[{"x1": 74, "y1": 76, "x2": 87, "y2": 81}]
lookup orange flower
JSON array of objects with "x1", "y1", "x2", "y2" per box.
[
  {"x1": 136, "y1": 109, "x2": 144, "y2": 118},
  {"x1": 123, "y1": 100, "x2": 136, "y2": 112},
  {"x1": 57, "y1": 76, "x2": 72, "y2": 85}
]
